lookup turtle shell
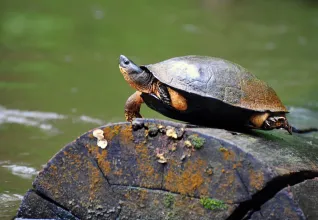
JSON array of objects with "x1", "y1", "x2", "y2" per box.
[{"x1": 143, "y1": 56, "x2": 287, "y2": 113}]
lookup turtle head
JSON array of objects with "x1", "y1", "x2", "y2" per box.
[{"x1": 119, "y1": 55, "x2": 153, "y2": 93}]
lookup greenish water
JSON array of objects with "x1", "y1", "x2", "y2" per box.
[{"x1": 0, "y1": 0, "x2": 318, "y2": 218}]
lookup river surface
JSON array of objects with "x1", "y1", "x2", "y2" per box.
[{"x1": 1, "y1": 0, "x2": 318, "y2": 218}]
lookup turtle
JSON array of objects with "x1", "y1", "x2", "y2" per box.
[{"x1": 118, "y1": 54, "x2": 316, "y2": 134}]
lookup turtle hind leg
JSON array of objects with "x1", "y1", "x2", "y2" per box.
[
  {"x1": 262, "y1": 115, "x2": 292, "y2": 135},
  {"x1": 249, "y1": 113, "x2": 292, "y2": 134},
  {"x1": 258, "y1": 115, "x2": 318, "y2": 134}
]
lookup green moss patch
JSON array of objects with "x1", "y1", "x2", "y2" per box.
[
  {"x1": 164, "y1": 193, "x2": 175, "y2": 208},
  {"x1": 200, "y1": 197, "x2": 227, "y2": 210},
  {"x1": 188, "y1": 134, "x2": 206, "y2": 149}
]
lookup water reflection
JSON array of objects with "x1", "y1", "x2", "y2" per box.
[
  {"x1": 2, "y1": 164, "x2": 38, "y2": 179},
  {"x1": 0, "y1": 105, "x2": 104, "y2": 132}
]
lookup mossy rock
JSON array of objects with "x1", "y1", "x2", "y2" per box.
[{"x1": 16, "y1": 119, "x2": 318, "y2": 220}]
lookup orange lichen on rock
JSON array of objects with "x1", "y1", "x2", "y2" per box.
[
  {"x1": 215, "y1": 170, "x2": 237, "y2": 201},
  {"x1": 50, "y1": 165, "x2": 58, "y2": 172},
  {"x1": 119, "y1": 124, "x2": 134, "y2": 145},
  {"x1": 88, "y1": 146, "x2": 111, "y2": 175},
  {"x1": 87, "y1": 144, "x2": 99, "y2": 156},
  {"x1": 41, "y1": 165, "x2": 59, "y2": 192},
  {"x1": 40, "y1": 149, "x2": 88, "y2": 199},
  {"x1": 59, "y1": 150, "x2": 83, "y2": 182},
  {"x1": 135, "y1": 144, "x2": 152, "y2": 172},
  {"x1": 103, "y1": 125, "x2": 121, "y2": 141},
  {"x1": 174, "y1": 195, "x2": 206, "y2": 217},
  {"x1": 38, "y1": 164, "x2": 61, "y2": 198},
  {"x1": 220, "y1": 148, "x2": 235, "y2": 161},
  {"x1": 135, "y1": 144, "x2": 161, "y2": 186},
  {"x1": 113, "y1": 168, "x2": 123, "y2": 176},
  {"x1": 232, "y1": 162, "x2": 242, "y2": 170},
  {"x1": 219, "y1": 171, "x2": 235, "y2": 190},
  {"x1": 198, "y1": 183, "x2": 209, "y2": 196},
  {"x1": 88, "y1": 162, "x2": 102, "y2": 202},
  {"x1": 88, "y1": 133, "x2": 94, "y2": 139},
  {"x1": 97, "y1": 150, "x2": 111, "y2": 175},
  {"x1": 249, "y1": 170, "x2": 264, "y2": 191},
  {"x1": 139, "y1": 189, "x2": 148, "y2": 203},
  {"x1": 164, "y1": 159, "x2": 207, "y2": 196}
]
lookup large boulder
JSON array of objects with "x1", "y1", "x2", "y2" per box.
[{"x1": 16, "y1": 119, "x2": 318, "y2": 220}]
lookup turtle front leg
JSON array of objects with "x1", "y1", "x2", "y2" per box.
[{"x1": 125, "y1": 91, "x2": 144, "y2": 122}]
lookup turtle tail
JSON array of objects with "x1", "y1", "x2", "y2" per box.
[{"x1": 291, "y1": 126, "x2": 318, "y2": 134}]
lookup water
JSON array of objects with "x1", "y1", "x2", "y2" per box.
[{"x1": 1, "y1": 0, "x2": 318, "y2": 218}]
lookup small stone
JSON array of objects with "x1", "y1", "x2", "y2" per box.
[
  {"x1": 158, "y1": 124, "x2": 166, "y2": 133},
  {"x1": 156, "y1": 152, "x2": 167, "y2": 164},
  {"x1": 132, "y1": 119, "x2": 144, "y2": 131},
  {"x1": 166, "y1": 127, "x2": 178, "y2": 139},
  {"x1": 107, "y1": 207, "x2": 116, "y2": 213},
  {"x1": 93, "y1": 129, "x2": 104, "y2": 140},
  {"x1": 158, "y1": 158, "x2": 167, "y2": 164},
  {"x1": 180, "y1": 154, "x2": 186, "y2": 161},
  {"x1": 148, "y1": 124, "x2": 159, "y2": 137},
  {"x1": 96, "y1": 205, "x2": 103, "y2": 210},
  {"x1": 97, "y1": 139, "x2": 108, "y2": 149},
  {"x1": 170, "y1": 145, "x2": 177, "y2": 152},
  {"x1": 184, "y1": 140, "x2": 192, "y2": 148},
  {"x1": 175, "y1": 127, "x2": 185, "y2": 138}
]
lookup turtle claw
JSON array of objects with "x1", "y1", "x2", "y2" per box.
[
  {"x1": 286, "y1": 125, "x2": 292, "y2": 135},
  {"x1": 268, "y1": 117, "x2": 277, "y2": 122},
  {"x1": 125, "y1": 111, "x2": 142, "y2": 122},
  {"x1": 264, "y1": 121, "x2": 271, "y2": 128}
]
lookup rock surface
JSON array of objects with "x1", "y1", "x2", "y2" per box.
[{"x1": 15, "y1": 119, "x2": 318, "y2": 220}]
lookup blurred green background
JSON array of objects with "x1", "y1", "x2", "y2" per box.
[{"x1": 1, "y1": 0, "x2": 318, "y2": 218}]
